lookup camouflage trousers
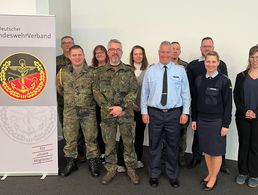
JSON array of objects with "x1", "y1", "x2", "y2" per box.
[
  {"x1": 101, "y1": 116, "x2": 137, "y2": 171},
  {"x1": 63, "y1": 113, "x2": 99, "y2": 159}
]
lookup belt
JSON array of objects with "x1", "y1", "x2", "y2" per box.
[{"x1": 148, "y1": 106, "x2": 182, "y2": 113}]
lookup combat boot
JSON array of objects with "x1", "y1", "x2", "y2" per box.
[
  {"x1": 88, "y1": 158, "x2": 100, "y2": 177},
  {"x1": 127, "y1": 168, "x2": 140, "y2": 184},
  {"x1": 101, "y1": 170, "x2": 117, "y2": 184},
  {"x1": 61, "y1": 157, "x2": 78, "y2": 177}
]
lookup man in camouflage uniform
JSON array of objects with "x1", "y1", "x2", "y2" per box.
[
  {"x1": 56, "y1": 36, "x2": 74, "y2": 74},
  {"x1": 56, "y1": 36, "x2": 86, "y2": 162},
  {"x1": 93, "y1": 39, "x2": 140, "y2": 184},
  {"x1": 56, "y1": 36, "x2": 74, "y2": 127},
  {"x1": 57, "y1": 45, "x2": 100, "y2": 177},
  {"x1": 171, "y1": 41, "x2": 189, "y2": 167}
]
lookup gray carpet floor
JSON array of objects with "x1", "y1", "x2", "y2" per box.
[{"x1": 1, "y1": 140, "x2": 258, "y2": 195}]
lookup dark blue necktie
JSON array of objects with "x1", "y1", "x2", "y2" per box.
[{"x1": 161, "y1": 66, "x2": 167, "y2": 106}]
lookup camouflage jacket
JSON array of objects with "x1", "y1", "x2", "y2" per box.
[
  {"x1": 56, "y1": 64, "x2": 96, "y2": 118},
  {"x1": 56, "y1": 54, "x2": 70, "y2": 74},
  {"x1": 93, "y1": 62, "x2": 138, "y2": 119},
  {"x1": 178, "y1": 58, "x2": 188, "y2": 69}
]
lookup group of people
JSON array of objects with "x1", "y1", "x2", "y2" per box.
[{"x1": 56, "y1": 35, "x2": 258, "y2": 190}]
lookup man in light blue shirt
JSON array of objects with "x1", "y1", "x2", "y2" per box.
[{"x1": 141, "y1": 41, "x2": 191, "y2": 188}]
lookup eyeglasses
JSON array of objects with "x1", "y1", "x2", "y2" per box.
[
  {"x1": 62, "y1": 41, "x2": 74, "y2": 45},
  {"x1": 95, "y1": 51, "x2": 105, "y2": 55},
  {"x1": 108, "y1": 48, "x2": 122, "y2": 52},
  {"x1": 201, "y1": 45, "x2": 213, "y2": 49}
]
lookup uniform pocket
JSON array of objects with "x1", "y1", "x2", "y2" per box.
[
  {"x1": 99, "y1": 78, "x2": 111, "y2": 93},
  {"x1": 169, "y1": 76, "x2": 181, "y2": 88},
  {"x1": 205, "y1": 87, "x2": 219, "y2": 105}
]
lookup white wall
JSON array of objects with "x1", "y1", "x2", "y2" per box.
[
  {"x1": 49, "y1": 0, "x2": 71, "y2": 56},
  {"x1": 71, "y1": 0, "x2": 258, "y2": 160},
  {"x1": 0, "y1": 0, "x2": 36, "y2": 14},
  {"x1": 36, "y1": 0, "x2": 49, "y2": 15}
]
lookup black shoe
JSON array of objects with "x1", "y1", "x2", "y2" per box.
[
  {"x1": 203, "y1": 181, "x2": 217, "y2": 191},
  {"x1": 178, "y1": 156, "x2": 187, "y2": 167},
  {"x1": 189, "y1": 157, "x2": 201, "y2": 168},
  {"x1": 200, "y1": 178, "x2": 208, "y2": 185},
  {"x1": 220, "y1": 163, "x2": 230, "y2": 174},
  {"x1": 149, "y1": 178, "x2": 159, "y2": 187},
  {"x1": 88, "y1": 158, "x2": 100, "y2": 177},
  {"x1": 169, "y1": 178, "x2": 180, "y2": 188},
  {"x1": 61, "y1": 157, "x2": 78, "y2": 177}
]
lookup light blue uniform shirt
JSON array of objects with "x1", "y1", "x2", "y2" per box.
[{"x1": 141, "y1": 62, "x2": 191, "y2": 115}]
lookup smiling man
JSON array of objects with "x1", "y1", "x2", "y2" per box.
[
  {"x1": 57, "y1": 45, "x2": 100, "y2": 177},
  {"x1": 93, "y1": 39, "x2": 139, "y2": 185},
  {"x1": 141, "y1": 41, "x2": 191, "y2": 188},
  {"x1": 56, "y1": 36, "x2": 74, "y2": 74}
]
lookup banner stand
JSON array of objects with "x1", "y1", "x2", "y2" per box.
[{"x1": 0, "y1": 15, "x2": 58, "y2": 177}]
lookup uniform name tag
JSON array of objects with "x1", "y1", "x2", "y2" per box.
[{"x1": 208, "y1": 87, "x2": 218, "y2": 91}]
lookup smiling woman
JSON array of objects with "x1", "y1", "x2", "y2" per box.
[
  {"x1": 204, "y1": 51, "x2": 220, "y2": 75},
  {"x1": 234, "y1": 45, "x2": 258, "y2": 188},
  {"x1": 191, "y1": 50, "x2": 232, "y2": 191}
]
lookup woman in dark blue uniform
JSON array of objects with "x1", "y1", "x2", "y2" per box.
[{"x1": 191, "y1": 51, "x2": 232, "y2": 191}]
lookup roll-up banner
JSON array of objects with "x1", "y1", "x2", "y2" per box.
[{"x1": 0, "y1": 15, "x2": 58, "y2": 177}]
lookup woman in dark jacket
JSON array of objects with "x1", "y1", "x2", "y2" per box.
[
  {"x1": 234, "y1": 45, "x2": 258, "y2": 188},
  {"x1": 191, "y1": 51, "x2": 232, "y2": 191}
]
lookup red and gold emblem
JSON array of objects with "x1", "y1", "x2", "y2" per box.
[{"x1": 0, "y1": 53, "x2": 47, "y2": 100}]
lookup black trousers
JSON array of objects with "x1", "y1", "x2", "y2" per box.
[
  {"x1": 148, "y1": 107, "x2": 181, "y2": 179},
  {"x1": 117, "y1": 137, "x2": 125, "y2": 166},
  {"x1": 96, "y1": 105, "x2": 105, "y2": 154},
  {"x1": 236, "y1": 117, "x2": 258, "y2": 177},
  {"x1": 191, "y1": 130, "x2": 202, "y2": 159},
  {"x1": 134, "y1": 111, "x2": 146, "y2": 161},
  {"x1": 179, "y1": 119, "x2": 189, "y2": 158}
]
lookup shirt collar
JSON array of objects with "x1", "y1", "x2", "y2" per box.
[
  {"x1": 68, "y1": 63, "x2": 88, "y2": 73},
  {"x1": 198, "y1": 56, "x2": 205, "y2": 62},
  {"x1": 206, "y1": 70, "x2": 218, "y2": 78},
  {"x1": 105, "y1": 61, "x2": 127, "y2": 71},
  {"x1": 158, "y1": 61, "x2": 174, "y2": 70}
]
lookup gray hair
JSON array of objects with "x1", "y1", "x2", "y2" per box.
[
  {"x1": 159, "y1": 41, "x2": 172, "y2": 51},
  {"x1": 108, "y1": 39, "x2": 122, "y2": 49}
]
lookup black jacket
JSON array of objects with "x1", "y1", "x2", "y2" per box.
[{"x1": 233, "y1": 70, "x2": 258, "y2": 119}]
